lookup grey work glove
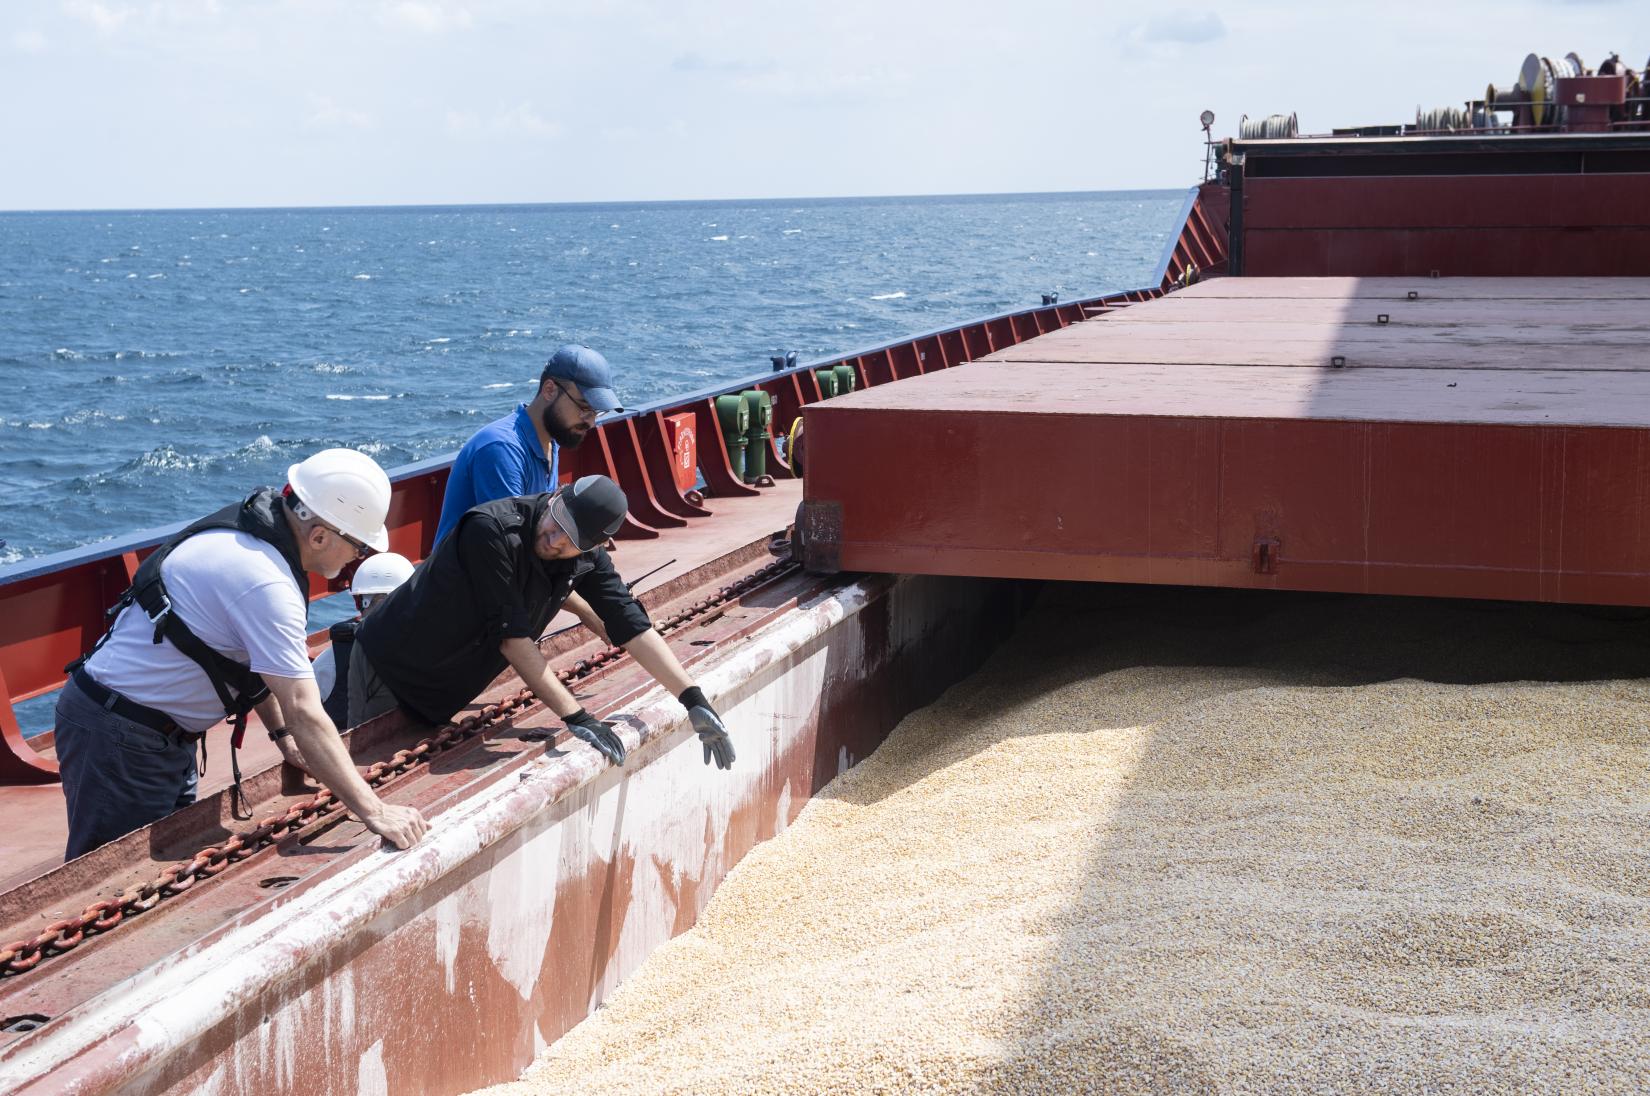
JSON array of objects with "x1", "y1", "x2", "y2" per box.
[
  {"x1": 564, "y1": 709, "x2": 626, "y2": 766},
  {"x1": 679, "y1": 686, "x2": 735, "y2": 770}
]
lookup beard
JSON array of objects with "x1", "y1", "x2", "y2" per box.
[{"x1": 542, "y1": 407, "x2": 589, "y2": 449}]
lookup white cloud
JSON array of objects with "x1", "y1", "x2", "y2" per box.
[
  {"x1": 445, "y1": 102, "x2": 561, "y2": 139},
  {"x1": 304, "y1": 94, "x2": 374, "y2": 131},
  {"x1": 379, "y1": 1, "x2": 472, "y2": 33},
  {"x1": 1140, "y1": 10, "x2": 1227, "y2": 45},
  {"x1": 145, "y1": 0, "x2": 222, "y2": 22},
  {"x1": 671, "y1": 52, "x2": 774, "y2": 76},
  {"x1": 62, "y1": 0, "x2": 134, "y2": 34},
  {"x1": 11, "y1": 29, "x2": 48, "y2": 53}
]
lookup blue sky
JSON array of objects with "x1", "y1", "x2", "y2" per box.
[{"x1": 1, "y1": 1, "x2": 1643, "y2": 210}]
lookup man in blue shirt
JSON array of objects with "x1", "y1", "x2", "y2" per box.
[
  {"x1": 436, "y1": 344, "x2": 625, "y2": 544},
  {"x1": 435, "y1": 344, "x2": 627, "y2": 640}
]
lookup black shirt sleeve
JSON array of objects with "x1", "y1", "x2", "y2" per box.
[
  {"x1": 574, "y1": 547, "x2": 653, "y2": 647},
  {"x1": 456, "y1": 513, "x2": 535, "y2": 643}
]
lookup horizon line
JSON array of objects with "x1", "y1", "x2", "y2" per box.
[{"x1": 0, "y1": 184, "x2": 1192, "y2": 217}]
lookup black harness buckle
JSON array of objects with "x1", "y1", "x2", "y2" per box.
[{"x1": 143, "y1": 590, "x2": 172, "y2": 626}]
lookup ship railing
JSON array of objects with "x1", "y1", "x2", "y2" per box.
[{"x1": 0, "y1": 184, "x2": 1227, "y2": 784}]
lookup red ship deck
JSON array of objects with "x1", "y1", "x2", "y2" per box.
[{"x1": 800, "y1": 276, "x2": 1650, "y2": 606}]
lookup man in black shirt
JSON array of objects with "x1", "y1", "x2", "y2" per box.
[{"x1": 349, "y1": 475, "x2": 735, "y2": 770}]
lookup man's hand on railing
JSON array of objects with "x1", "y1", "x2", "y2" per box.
[{"x1": 564, "y1": 709, "x2": 626, "y2": 766}]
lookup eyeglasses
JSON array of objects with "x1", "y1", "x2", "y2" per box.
[
  {"x1": 328, "y1": 525, "x2": 373, "y2": 560},
  {"x1": 551, "y1": 379, "x2": 594, "y2": 416}
]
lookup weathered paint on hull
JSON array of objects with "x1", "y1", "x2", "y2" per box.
[{"x1": 0, "y1": 573, "x2": 1028, "y2": 1096}]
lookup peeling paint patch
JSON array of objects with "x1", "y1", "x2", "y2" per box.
[
  {"x1": 357, "y1": 1039, "x2": 388, "y2": 1096},
  {"x1": 485, "y1": 823, "x2": 562, "y2": 1001},
  {"x1": 195, "y1": 1061, "x2": 227, "y2": 1096},
  {"x1": 775, "y1": 780, "x2": 793, "y2": 834},
  {"x1": 434, "y1": 892, "x2": 463, "y2": 995}
]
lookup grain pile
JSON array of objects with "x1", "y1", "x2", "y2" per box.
[{"x1": 479, "y1": 586, "x2": 1650, "y2": 1095}]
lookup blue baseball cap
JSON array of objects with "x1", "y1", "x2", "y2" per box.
[{"x1": 542, "y1": 344, "x2": 624, "y2": 413}]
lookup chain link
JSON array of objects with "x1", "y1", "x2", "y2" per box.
[{"x1": 0, "y1": 560, "x2": 797, "y2": 978}]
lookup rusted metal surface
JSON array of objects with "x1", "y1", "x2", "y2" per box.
[
  {"x1": 800, "y1": 277, "x2": 1650, "y2": 607},
  {"x1": 0, "y1": 570, "x2": 1029, "y2": 1095}
]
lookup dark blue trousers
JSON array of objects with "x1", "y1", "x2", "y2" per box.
[{"x1": 55, "y1": 676, "x2": 199, "y2": 861}]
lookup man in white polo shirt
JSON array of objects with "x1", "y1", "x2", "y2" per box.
[{"x1": 56, "y1": 448, "x2": 429, "y2": 860}]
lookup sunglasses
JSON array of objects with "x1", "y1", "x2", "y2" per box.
[{"x1": 328, "y1": 525, "x2": 373, "y2": 560}]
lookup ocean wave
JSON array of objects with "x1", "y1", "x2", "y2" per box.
[
  {"x1": 325, "y1": 394, "x2": 393, "y2": 401},
  {"x1": 49, "y1": 348, "x2": 182, "y2": 363},
  {"x1": 84, "y1": 435, "x2": 283, "y2": 486},
  {"x1": 311, "y1": 362, "x2": 352, "y2": 374},
  {"x1": 61, "y1": 409, "x2": 128, "y2": 426},
  {"x1": 353, "y1": 273, "x2": 373, "y2": 280},
  {"x1": 482, "y1": 382, "x2": 513, "y2": 389},
  {"x1": 869, "y1": 291, "x2": 907, "y2": 301},
  {"x1": 709, "y1": 235, "x2": 729, "y2": 241},
  {"x1": 427, "y1": 337, "x2": 451, "y2": 344},
  {"x1": 133, "y1": 445, "x2": 202, "y2": 472},
  {"x1": 783, "y1": 229, "x2": 803, "y2": 235}
]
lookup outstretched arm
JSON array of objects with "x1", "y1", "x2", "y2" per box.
[
  {"x1": 561, "y1": 592, "x2": 612, "y2": 646},
  {"x1": 619, "y1": 627, "x2": 693, "y2": 696},
  {"x1": 261, "y1": 674, "x2": 430, "y2": 848},
  {"x1": 500, "y1": 636, "x2": 582, "y2": 717},
  {"x1": 254, "y1": 690, "x2": 310, "y2": 773},
  {"x1": 502, "y1": 636, "x2": 627, "y2": 765}
]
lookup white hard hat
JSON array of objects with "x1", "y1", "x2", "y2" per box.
[
  {"x1": 286, "y1": 448, "x2": 392, "y2": 551},
  {"x1": 351, "y1": 552, "x2": 414, "y2": 595}
]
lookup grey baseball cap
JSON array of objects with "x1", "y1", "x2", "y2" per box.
[
  {"x1": 543, "y1": 344, "x2": 624, "y2": 412},
  {"x1": 548, "y1": 475, "x2": 628, "y2": 551}
]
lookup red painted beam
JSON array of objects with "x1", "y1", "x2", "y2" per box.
[
  {"x1": 1242, "y1": 174, "x2": 1650, "y2": 277},
  {"x1": 632, "y1": 412, "x2": 714, "y2": 516},
  {"x1": 604, "y1": 419, "x2": 688, "y2": 531},
  {"x1": 801, "y1": 365, "x2": 1650, "y2": 607},
  {"x1": 0, "y1": 663, "x2": 56, "y2": 783}
]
